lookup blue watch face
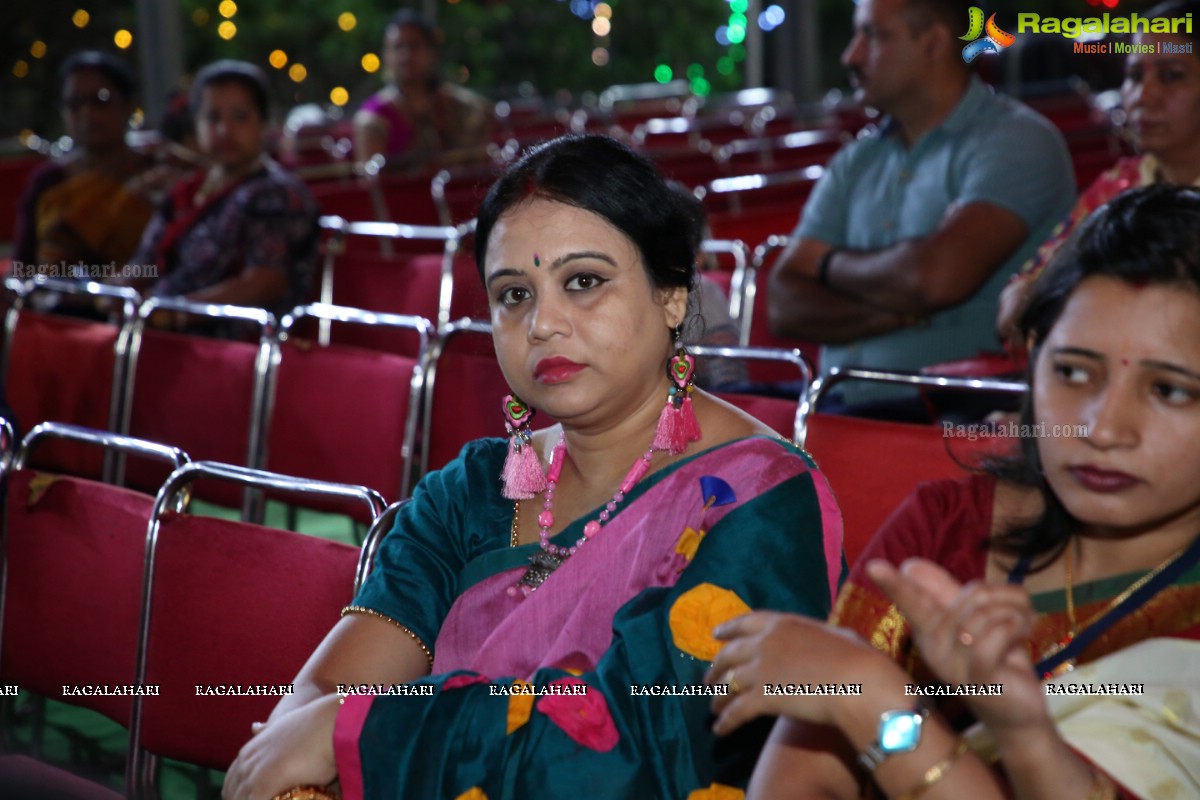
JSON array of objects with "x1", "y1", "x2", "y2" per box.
[{"x1": 878, "y1": 709, "x2": 924, "y2": 754}]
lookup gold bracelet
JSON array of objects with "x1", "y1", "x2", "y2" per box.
[
  {"x1": 340, "y1": 605, "x2": 433, "y2": 670},
  {"x1": 272, "y1": 787, "x2": 340, "y2": 800},
  {"x1": 896, "y1": 740, "x2": 970, "y2": 800}
]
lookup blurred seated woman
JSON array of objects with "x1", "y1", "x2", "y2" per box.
[
  {"x1": 353, "y1": 9, "x2": 492, "y2": 167},
  {"x1": 708, "y1": 185, "x2": 1200, "y2": 800},
  {"x1": 222, "y1": 134, "x2": 842, "y2": 800},
  {"x1": 13, "y1": 51, "x2": 156, "y2": 274},
  {"x1": 129, "y1": 60, "x2": 318, "y2": 314},
  {"x1": 997, "y1": 0, "x2": 1200, "y2": 343}
]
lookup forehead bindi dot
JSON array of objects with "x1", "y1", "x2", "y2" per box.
[
  {"x1": 1121, "y1": 358, "x2": 1130, "y2": 366},
  {"x1": 533, "y1": 253, "x2": 541, "y2": 268}
]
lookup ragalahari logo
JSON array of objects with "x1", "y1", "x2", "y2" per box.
[{"x1": 961, "y1": 7, "x2": 1016, "y2": 62}]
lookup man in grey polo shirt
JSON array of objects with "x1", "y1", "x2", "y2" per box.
[{"x1": 768, "y1": 0, "x2": 1074, "y2": 415}]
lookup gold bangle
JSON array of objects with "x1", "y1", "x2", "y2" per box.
[
  {"x1": 896, "y1": 740, "x2": 970, "y2": 800},
  {"x1": 340, "y1": 605, "x2": 433, "y2": 670},
  {"x1": 272, "y1": 787, "x2": 340, "y2": 800}
]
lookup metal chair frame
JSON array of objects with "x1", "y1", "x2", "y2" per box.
[
  {"x1": 801, "y1": 366, "x2": 1030, "y2": 446},
  {"x1": 272, "y1": 303, "x2": 434, "y2": 501},
  {"x1": 689, "y1": 345, "x2": 813, "y2": 443},
  {"x1": 1, "y1": 276, "x2": 143, "y2": 482},
  {"x1": 116, "y1": 296, "x2": 278, "y2": 522},
  {"x1": 128, "y1": 460, "x2": 385, "y2": 799}
]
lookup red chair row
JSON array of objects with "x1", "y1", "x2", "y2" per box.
[{"x1": 0, "y1": 422, "x2": 392, "y2": 798}]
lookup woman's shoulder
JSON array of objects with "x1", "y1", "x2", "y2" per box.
[
  {"x1": 694, "y1": 391, "x2": 786, "y2": 443},
  {"x1": 859, "y1": 473, "x2": 998, "y2": 566}
]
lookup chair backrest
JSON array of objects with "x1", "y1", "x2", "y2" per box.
[
  {"x1": 1, "y1": 278, "x2": 141, "y2": 479},
  {"x1": 119, "y1": 298, "x2": 275, "y2": 515},
  {"x1": 715, "y1": 128, "x2": 847, "y2": 174},
  {"x1": 802, "y1": 414, "x2": 969, "y2": 566},
  {"x1": 315, "y1": 217, "x2": 471, "y2": 343},
  {"x1": 265, "y1": 305, "x2": 430, "y2": 512},
  {"x1": 0, "y1": 423, "x2": 187, "y2": 728},
  {"x1": 807, "y1": 366, "x2": 1029, "y2": 433},
  {"x1": 731, "y1": 237, "x2": 822, "y2": 381},
  {"x1": 129, "y1": 461, "x2": 383, "y2": 789},
  {"x1": 690, "y1": 344, "x2": 812, "y2": 443}
]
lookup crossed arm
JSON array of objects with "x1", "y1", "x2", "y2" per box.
[{"x1": 767, "y1": 202, "x2": 1029, "y2": 343}]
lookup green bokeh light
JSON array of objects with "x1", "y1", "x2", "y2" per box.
[
  {"x1": 654, "y1": 64, "x2": 673, "y2": 83},
  {"x1": 686, "y1": 63, "x2": 704, "y2": 79}
]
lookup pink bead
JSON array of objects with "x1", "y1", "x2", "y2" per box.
[
  {"x1": 599, "y1": 510, "x2": 610, "y2": 521},
  {"x1": 507, "y1": 585, "x2": 519, "y2": 597},
  {"x1": 538, "y1": 510, "x2": 554, "y2": 528},
  {"x1": 614, "y1": 491, "x2": 625, "y2": 502},
  {"x1": 576, "y1": 537, "x2": 586, "y2": 547},
  {"x1": 583, "y1": 520, "x2": 601, "y2": 539},
  {"x1": 568, "y1": 546, "x2": 577, "y2": 555},
  {"x1": 543, "y1": 500, "x2": 553, "y2": 510},
  {"x1": 606, "y1": 501, "x2": 617, "y2": 512}
]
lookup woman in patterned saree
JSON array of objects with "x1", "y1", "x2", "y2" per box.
[
  {"x1": 707, "y1": 185, "x2": 1200, "y2": 800},
  {"x1": 223, "y1": 134, "x2": 842, "y2": 800},
  {"x1": 996, "y1": 0, "x2": 1200, "y2": 343}
]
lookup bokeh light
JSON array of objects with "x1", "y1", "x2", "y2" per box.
[
  {"x1": 591, "y1": 47, "x2": 610, "y2": 66},
  {"x1": 330, "y1": 86, "x2": 349, "y2": 106},
  {"x1": 686, "y1": 63, "x2": 704, "y2": 80},
  {"x1": 30, "y1": 41, "x2": 47, "y2": 59},
  {"x1": 595, "y1": 2, "x2": 613, "y2": 19},
  {"x1": 288, "y1": 63, "x2": 308, "y2": 82},
  {"x1": 338, "y1": 12, "x2": 357, "y2": 32},
  {"x1": 13, "y1": 60, "x2": 29, "y2": 78},
  {"x1": 592, "y1": 17, "x2": 611, "y2": 36},
  {"x1": 219, "y1": 1, "x2": 238, "y2": 18},
  {"x1": 192, "y1": 9, "x2": 210, "y2": 25},
  {"x1": 269, "y1": 49, "x2": 288, "y2": 69},
  {"x1": 72, "y1": 9, "x2": 90, "y2": 29},
  {"x1": 217, "y1": 21, "x2": 237, "y2": 40},
  {"x1": 114, "y1": 30, "x2": 133, "y2": 49},
  {"x1": 361, "y1": 53, "x2": 380, "y2": 73},
  {"x1": 654, "y1": 64, "x2": 673, "y2": 83}
]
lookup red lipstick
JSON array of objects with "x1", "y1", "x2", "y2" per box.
[
  {"x1": 534, "y1": 356, "x2": 585, "y2": 384},
  {"x1": 1068, "y1": 465, "x2": 1140, "y2": 493}
]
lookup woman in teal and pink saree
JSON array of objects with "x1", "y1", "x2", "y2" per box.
[{"x1": 223, "y1": 134, "x2": 843, "y2": 800}]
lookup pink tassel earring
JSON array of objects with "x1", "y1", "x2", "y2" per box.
[
  {"x1": 653, "y1": 342, "x2": 702, "y2": 455},
  {"x1": 501, "y1": 394, "x2": 547, "y2": 499}
]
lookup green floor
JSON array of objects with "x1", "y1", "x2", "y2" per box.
[{"x1": 3, "y1": 499, "x2": 362, "y2": 799}]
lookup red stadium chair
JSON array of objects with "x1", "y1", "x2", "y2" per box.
[
  {"x1": 1, "y1": 278, "x2": 141, "y2": 480},
  {"x1": 127, "y1": 461, "x2": 384, "y2": 798},
  {"x1": 265, "y1": 304, "x2": 431, "y2": 516},
  {"x1": 314, "y1": 217, "x2": 478, "y2": 348},
  {"x1": 800, "y1": 367, "x2": 1026, "y2": 564},
  {"x1": 118, "y1": 298, "x2": 275, "y2": 516},
  {"x1": 0, "y1": 423, "x2": 187, "y2": 794}
]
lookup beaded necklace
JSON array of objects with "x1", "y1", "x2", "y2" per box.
[{"x1": 508, "y1": 433, "x2": 659, "y2": 597}]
